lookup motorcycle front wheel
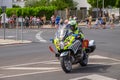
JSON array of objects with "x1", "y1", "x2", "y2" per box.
[{"x1": 60, "y1": 56, "x2": 72, "y2": 73}]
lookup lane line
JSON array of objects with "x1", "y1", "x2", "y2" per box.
[
  {"x1": 0, "y1": 60, "x2": 56, "y2": 68},
  {"x1": 35, "y1": 31, "x2": 47, "y2": 43},
  {"x1": 1, "y1": 62, "x2": 120, "y2": 79},
  {"x1": 0, "y1": 69, "x2": 61, "y2": 79},
  {"x1": 3, "y1": 67, "x2": 60, "y2": 70},
  {"x1": 89, "y1": 55, "x2": 120, "y2": 62},
  {"x1": 1, "y1": 55, "x2": 120, "y2": 69},
  {"x1": 0, "y1": 55, "x2": 120, "y2": 68},
  {"x1": 0, "y1": 74, "x2": 3, "y2": 76},
  {"x1": 70, "y1": 74, "x2": 117, "y2": 80}
]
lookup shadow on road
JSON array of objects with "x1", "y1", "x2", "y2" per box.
[{"x1": 70, "y1": 64, "x2": 111, "y2": 74}]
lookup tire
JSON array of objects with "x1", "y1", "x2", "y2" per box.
[
  {"x1": 60, "y1": 56, "x2": 72, "y2": 73},
  {"x1": 80, "y1": 51, "x2": 88, "y2": 66}
]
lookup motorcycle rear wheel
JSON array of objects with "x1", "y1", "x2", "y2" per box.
[{"x1": 79, "y1": 51, "x2": 88, "y2": 66}]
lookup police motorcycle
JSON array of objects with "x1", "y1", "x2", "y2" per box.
[{"x1": 49, "y1": 24, "x2": 96, "y2": 73}]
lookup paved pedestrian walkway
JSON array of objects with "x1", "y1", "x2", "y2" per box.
[{"x1": 40, "y1": 21, "x2": 96, "y2": 28}]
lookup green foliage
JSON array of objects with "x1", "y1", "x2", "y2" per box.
[
  {"x1": 22, "y1": 8, "x2": 30, "y2": 17},
  {"x1": 25, "y1": 0, "x2": 76, "y2": 10},
  {"x1": 0, "y1": 8, "x2": 2, "y2": 15},
  {"x1": 5, "y1": 6, "x2": 56, "y2": 19},
  {"x1": 116, "y1": 0, "x2": 120, "y2": 7},
  {"x1": 50, "y1": 0, "x2": 68, "y2": 10},
  {"x1": 16, "y1": 8, "x2": 22, "y2": 17},
  {"x1": 64, "y1": 0, "x2": 74, "y2": 7},
  {"x1": 25, "y1": 0, "x2": 49, "y2": 7},
  {"x1": 13, "y1": 5, "x2": 21, "y2": 8},
  {"x1": 87, "y1": 0, "x2": 117, "y2": 8},
  {"x1": 6, "y1": 8, "x2": 17, "y2": 17}
]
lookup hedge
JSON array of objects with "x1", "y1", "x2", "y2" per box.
[
  {"x1": 0, "y1": 8, "x2": 2, "y2": 14},
  {"x1": 1, "y1": 6, "x2": 57, "y2": 20}
]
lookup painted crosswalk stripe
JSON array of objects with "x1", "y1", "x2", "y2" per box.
[
  {"x1": 3, "y1": 67, "x2": 60, "y2": 70},
  {"x1": 69, "y1": 74, "x2": 117, "y2": 80},
  {"x1": 89, "y1": 55, "x2": 120, "y2": 62},
  {"x1": 0, "y1": 69, "x2": 61, "y2": 79}
]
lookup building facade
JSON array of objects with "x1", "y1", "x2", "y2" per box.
[
  {"x1": 74, "y1": 0, "x2": 91, "y2": 10},
  {"x1": 0, "y1": 0, "x2": 12, "y2": 8},
  {"x1": 12, "y1": 0, "x2": 26, "y2": 8},
  {"x1": 0, "y1": 0, "x2": 26, "y2": 8}
]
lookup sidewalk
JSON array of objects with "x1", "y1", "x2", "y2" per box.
[
  {"x1": 41, "y1": 22, "x2": 120, "y2": 28},
  {"x1": 40, "y1": 22, "x2": 95, "y2": 28},
  {"x1": 0, "y1": 39, "x2": 32, "y2": 46},
  {"x1": 41, "y1": 25, "x2": 56, "y2": 29}
]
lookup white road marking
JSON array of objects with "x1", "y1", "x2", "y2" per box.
[
  {"x1": 3, "y1": 67, "x2": 60, "y2": 70},
  {"x1": 0, "y1": 69, "x2": 61, "y2": 79},
  {"x1": 0, "y1": 36, "x2": 15, "y2": 38},
  {"x1": 6, "y1": 36, "x2": 15, "y2": 38},
  {"x1": 90, "y1": 55, "x2": 109, "y2": 59},
  {"x1": 89, "y1": 62, "x2": 120, "y2": 65},
  {"x1": 0, "y1": 74, "x2": 3, "y2": 76},
  {"x1": 0, "y1": 60, "x2": 56, "y2": 68},
  {"x1": 89, "y1": 55, "x2": 120, "y2": 62},
  {"x1": 0, "y1": 55, "x2": 120, "y2": 79},
  {"x1": 44, "y1": 61, "x2": 60, "y2": 64},
  {"x1": 43, "y1": 61, "x2": 120, "y2": 65},
  {"x1": 35, "y1": 31, "x2": 47, "y2": 42},
  {"x1": 1, "y1": 55, "x2": 120, "y2": 69},
  {"x1": 69, "y1": 74, "x2": 117, "y2": 80}
]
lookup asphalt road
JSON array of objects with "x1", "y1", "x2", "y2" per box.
[{"x1": 0, "y1": 26, "x2": 120, "y2": 80}]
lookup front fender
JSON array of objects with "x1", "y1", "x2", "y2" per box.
[{"x1": 60, "y1": 51, "x2": 69, "y2": 57}]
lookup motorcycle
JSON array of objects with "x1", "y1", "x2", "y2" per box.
[{"x1": 49, "y1": 24, "x2": 96, "y2": 73}]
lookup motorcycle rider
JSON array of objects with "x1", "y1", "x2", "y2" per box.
[
  {"x1": 68, "y1": 19, "x2": 88, "y2": 57},
  {"x1": 68, "y1": 20, "x2": 85, "y2": 41}
]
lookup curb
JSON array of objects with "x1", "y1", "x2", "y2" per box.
[{"x1": 0, "y1": 39, "x2": 32, "y2": 46}]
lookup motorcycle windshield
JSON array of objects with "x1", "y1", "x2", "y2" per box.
[{"x1": 55, "y1": 24, "x2": 70, "y2": 41}]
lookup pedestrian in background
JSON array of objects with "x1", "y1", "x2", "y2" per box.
[
  {"x1": 36, "y1": 17, "x2": 41, "y2": 28},
  {"x1": 102, "y1": 15, "x2": 107, "y2": 29},
  {"x1": 85, "y1": 16, "x2": 89, "y2": 28},
  {"x1": 55, "y1": 15, "x2": 60, "y2": 28},
  {"x1": 93, "y1": 18, "x2": 99, "y2": 29},
  {"x1": 25, "y1": 16, "x2": 29, "y2": 28},
  {"x1": 0, "y1": 13, "x2": 8, "y2": 28},
  {"x1": 98, "y1": 15, "x2": 103, "y2": 28},
  {"x1": 41, "y1": 15, "x2": 46, "y2": 25},
  {"x1": 88, "y1": 15, "x2": 92, "y2": 29},
  {"x1": 51, "y1": 15, "x2": 55, "y2": 27},
  {"x1": 109, "y1": 14, "x2": 115, "y2": 29}
]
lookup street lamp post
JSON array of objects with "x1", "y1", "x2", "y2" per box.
[
  {"x1": 1, "y1": 6, "x2": 6, "y2": 40},
  {"x1": 97, "y1": 0, "x2": 98, "y2": 18},
  {"x1": 102, "y1": 0, "x2": 104, "y2": 16}
]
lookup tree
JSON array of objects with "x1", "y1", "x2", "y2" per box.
[
  {"x1": 87, "y1": 0, "x2": 117, "y2": 8},
  {"x1": 25, "y1": 0, "x2": 49, "y2": 7},
  {"x1": 116, "y1": 0, "x2": 120, "y2": 7},
  {"x1": 50, "y1": 0, "x2": 68, "y2": 10},
  {"x1": 25, "y1": 0, "x2": 77, "y2": 10},
  {"x1": 115, "y1": 0, "x2": 120, "y2": 20},
  {"x1": 87, "y1": 0, "x2": 117, "y2": 17}
]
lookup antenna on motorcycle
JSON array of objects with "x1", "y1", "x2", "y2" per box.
[{"x1": 49, "y1": 46, "x2": 56, "y2": 54}]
